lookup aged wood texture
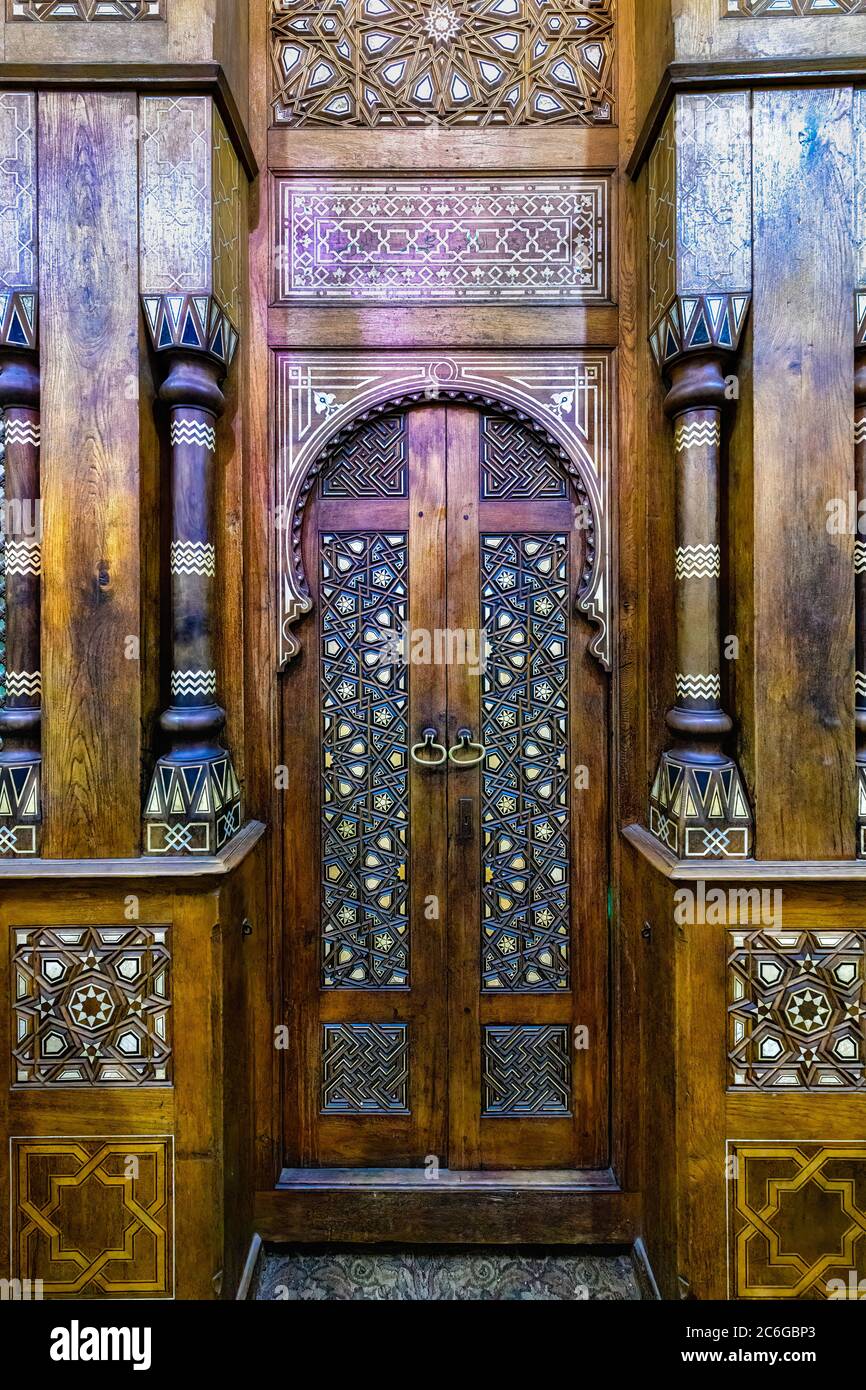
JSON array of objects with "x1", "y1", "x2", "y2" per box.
[
  {"x1": 40, "y1": 91, "x2": 141, "y2": 858},
  {"x1": 751, "y1": 88, "x2": 855, "y2": 860}
]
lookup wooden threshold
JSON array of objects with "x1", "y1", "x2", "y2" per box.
[
  {"x1": 623, "y1": 823, "x2": 866, "y2": 883},
  {"x1": 0, "y1": 818, "x2": 266, "y2": 881},
  {"x1": 256, "y1": 1170, "x2": 637, "y2": 1245}
]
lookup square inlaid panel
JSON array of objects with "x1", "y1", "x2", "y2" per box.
[
  {"x1": 321, "y1": 1022, "x2": 410, "y2": 1113},
  {"x1": 728, "y1": 1142, "x2": 866, "y2": 1300},
  {"x1": 11, "y1": 1136, "x2": 174, "y2": 1298},
  {"x1": 727, "y1": 930, "x2": 865, "y2": 1091},
  {"x1": 12, "y1": 924, "x2": 172, "y2": 1087},
  {"x1": 482, "y1": 1024, "x2": 571, "y2": 1116}
]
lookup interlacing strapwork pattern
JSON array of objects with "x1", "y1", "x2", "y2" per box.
[
  {"x1": 320, "y1": 532, "x2": 410, "y2": 988},
  {"x1": 481, "y1": 533, "x2": 570, "y2": 991},
  {"x1": 8, "y1": 1, "x2": 163, "y2": 16},
  {"x1": 321, "y1": 1021, "x2": 409, "y2": 1112},
  {"x1": 322, "y1": 414, "x2": 408, "y2": 497},
  {"x1": 481, "y1": 414, "x2": 566, "y2": 499},
  {"x1": 13, "y1": 925, "x2": 172, "y2": 1087},
  {"x1": 482, "y1": 1023, "x2": 571, "y2": 1114},
  {"x1": 728, "y1": 930, "x2": 865, "y2": 1091},
  {"x1": 270, "y1": 0, "x2": 615, "y2": 128},
  {"x1": 725, "y1": 0, "x2": 866, "y2": 13}
]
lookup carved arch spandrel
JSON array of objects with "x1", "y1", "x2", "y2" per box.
[{"x1": 275, "y1": 352, "x2": 612, "y2": 672}]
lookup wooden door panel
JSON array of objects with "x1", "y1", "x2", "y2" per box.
[{"x1": 283, "y1": 401, "x2": 609, "y2": 1173}]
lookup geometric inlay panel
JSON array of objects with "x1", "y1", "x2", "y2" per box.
[
  {"x1": 482, "y1": 1024, "x2": 571, "y2": 1115},
  {"x1": 322, "y1": 414, "x2": 408, "y2": 497},
  {"x1": 725, "y1": 0, "x2": 866, "y2": 13},
  {"x1": 481, "y1": 534, "x2": 570, "y2": 991},
  {"x1": 728, "y1": 1142, "x2": 866, "y2": 1300},
  {"x1": 728, "y1": 930, "x2": 866, "y2": 1092},
  {"x1": 481, "y1": 414, "x2": 567, "y2": 498},
  {"x1": 320, "y1": 532, "x2": 410, "y2": 988},
  {"x1": 7, "y1": 1, "x2": 163, "y2": 16},
  {"x1": 11, "y1": 1136, "x2": 174, "y2": 1298},
  {"x1": 12, "y1": 925, "x2": 172, "y2": 1087},
  {"x1": 321, "y1": 1022, "x2": 410, "y2": 1113},
  {"x1": 270, "y1": 0, "x2": 615, "y2": 128},
  {"x1": 276, "y1": 176, "x2": 609, "y2": 303}
]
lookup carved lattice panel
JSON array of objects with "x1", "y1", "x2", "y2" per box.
[
  {"x1": 276, "y1": 176, "x2": 608, "y2": 304},
  {"x1": 321, "y1": 1021, "x2": 410, "y2": 1112},
  {"x1": 725, "y1": 0, "x2": 866, "y2": 13},
  {"x1": 8, "y1": 1, "x2": 163, "y2": 16},
  {"x1": 481, "y1": 414, "x2": 566, "y2": 498},
  {"x1": 320, "y1": 532, "x2": 410, "y2": 988},
  {"x1": 728, "y1": 1142, "x2": 866, "y2": 1299},
  {"x1": 12, "y1": 924, "x2": 172, "y2": 1087},
  {"x1": 270, "y1": 0, "x2": 615, "y2": 128},
  {"x1": 728, "y1": 929, "x2": 865, "y2": 1091},
  {"x1": 481, "y1": 533, "x2": 570, "y2": 991},
  {"x1": 11, "y1": 1136, "x2": 174, "y2": 1298},
  {"x1": 482, "y1": 1024, "x2": 571, "y2": 1114},
  {"x1": 322, "y1": 414, "x2": 408, "y2": 497}
]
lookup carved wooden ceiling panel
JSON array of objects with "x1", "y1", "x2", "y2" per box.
[{"x1": 270, "y1": 0, "x2": 616, "y2": 127}]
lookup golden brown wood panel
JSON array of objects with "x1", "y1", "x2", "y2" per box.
[
  {"x1": 40, "y1": 90, "x2": 141, "y2": 857},
  {"x1": 751, "y1": 87, "x2": 855, "y2": 861}
]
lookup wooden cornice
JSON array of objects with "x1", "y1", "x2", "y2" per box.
[
  {"x1": 623, "y1": 823, "x2": 866, "y2": 883},
  {"x1": 627, "y1": 55, "x2": 866, "y2": 181},
  {"x1": 0, "y1": 818, "x2": 266, "y2": 880},
  {"x1": 0, "y1": 61, "x2": 257, "y2": 181}
]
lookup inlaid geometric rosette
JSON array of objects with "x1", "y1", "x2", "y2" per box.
[
  {"x1": 728, "y1": 930, "x2": 866, "y2": 1091},
  {"x1": 13, "y1": 924, "x2": 172, "y2": 1087},
  {"x1": 649, "y1": 754, "x2": 752, "y2": 859},
  {"x1": 728, "y1": 1142, "x2": 866, "y2": 1300},
  {"x1": 481, "y1": 533, "x2": 570, "y2": 991},
  {"x1": 482, "y1": 1024, "x2": 571, "y2": 1116},
  {"x1": 270, "y1": 0, "x2": 615, "y2": 128},
  {"x1": 320, "y1": 532, "x2": 410, "y2": 988},
  {"x1": 144, "y1": 754, "x2": 242, "y2": 855},
  {"x1": 11, "y1": 1136, "x2": 174, "y2": 1299},
  {"x1": 321, "y1": 1022, "x2": 410, "y2": 1113},
  {"x1": 276, "y1": 176, "x2": 608, "y2": 303},
  {"x1": 276, "y1": 351, "x2": 610, "y2": 671}
]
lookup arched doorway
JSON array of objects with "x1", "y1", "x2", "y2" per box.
[{"x1": 280, "y1": 400, "x2": 609, "y2": 1175}]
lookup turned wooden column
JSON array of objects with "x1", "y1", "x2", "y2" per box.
[
  {"x1": 648, "y1": 310, "x2": 753, "y2": 860},
  {"x1": 0, "y1": 347, "x2": 41, "y2": 856},
  {"x1": 856, "y1": 317, "x2": 866, "y2": 857},
  {"x1": 143, "y1": 350, "x2": 241, "y2": 854}
]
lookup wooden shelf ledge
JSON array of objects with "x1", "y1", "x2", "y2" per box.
[
  {"x1": 623, "y1": 823, "x2": 866, "y2": 882},
  {"x1": 0, "y1": 818, "x2": 266, "y2": 880}
]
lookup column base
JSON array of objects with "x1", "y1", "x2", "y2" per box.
[
  {"x1": 144, "y1": 750, "x2": 242, "y2": 856},
  {"x1": 0, "y1": 755, "x2": 41, "y2": 857},
  {"x1": 649, "y1": 751, "x2": 752, "y2": 860}
]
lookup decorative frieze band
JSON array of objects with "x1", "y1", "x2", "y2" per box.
[
  {"x1": 8, "y1": 1, "x2": 164, "y2": 18},
  {"x1": 726, "y1": 0, "x2": 866, "y2": 14},
  {"x1": 676, "y1": 672, "x2": 722, "y2": 702},
  {"x1": 169, "y1": 418, "x2": 216, "y2": 452},
  {"x1": 6, "y1": 670, "x2": 41, "y2": 699},
  {"x1": 5, "y1": 541, "x2": 41, "y2": 576},
  {"x1": 170, "y1": 669, "x2": 217, "y2": 700},
  {"x1": 675, "y1": 417, "x2": 722, "y2": 452},
  {"x1": 170, "y1": 540, "x2": 215, "y2": 577}
]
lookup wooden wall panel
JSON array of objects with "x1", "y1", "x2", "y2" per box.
[
  {"x1": 40, "y1": 91, "x2": 141, "y2": 857},
  {"x1": 751, "y1": 88, "x2": 855, "y2": 861}
]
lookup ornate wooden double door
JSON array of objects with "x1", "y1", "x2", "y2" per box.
[{"x1": 283, "y1": 401, "x2": 609, "y2": 1172}]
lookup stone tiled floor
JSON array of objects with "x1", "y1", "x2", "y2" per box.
[{"x1": 254, "y1": 1247, "x2": 642, "y2": 1301}]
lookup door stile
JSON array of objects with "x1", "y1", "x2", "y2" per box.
[
  {"x1": 406, "y1": 407, "x2": 450, "y2": 1166},
  {"x1": 444, "y1": 406, "x2": 484, "y2": 1170}
]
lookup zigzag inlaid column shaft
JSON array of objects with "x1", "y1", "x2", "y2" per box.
[
  {"x1": 143, "y1": 354, "x2": 241, "y2": 854},
  {"x1": 649, "y1": 351, "x2": 752, "y2": 859},
  {"x1": 0, "y1": 353, "x2": 41, "y2": 856},
  {"x1": 856, "y1": 336, "x2": 866, "y2": 856}
]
